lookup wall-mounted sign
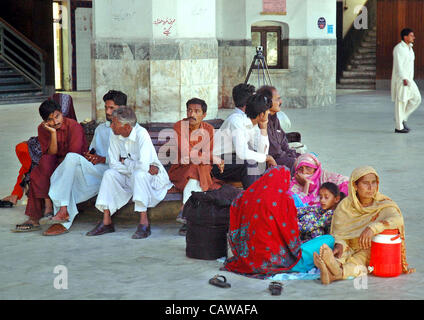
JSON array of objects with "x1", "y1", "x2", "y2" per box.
[
  {"x1": 327, "y1": 25, "x2": 334, "y2": 34},
  {"x1": 318, "y1": 17, "x2": 326, "y2": 30},
  {"x1": 261, "y1": 0, "x2": 287, "y2": 15}
]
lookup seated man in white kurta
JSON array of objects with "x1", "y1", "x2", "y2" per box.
[
  {"x1": 87, "y1": 106, "x2": 173, "y2": 239},
  {"x1": 392, "y1": 28, "x2": 422, "y2": 133},
  {"x1": 42, "y1": 90, "x2": 127, "y2": 236}
]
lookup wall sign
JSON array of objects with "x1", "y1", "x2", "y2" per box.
[
  {"x1": 318, "y1": 17, "x2": 326, "y2": 30},
  {"x1": 261, "y1": 0, "x2": 287, "y2": 15}
]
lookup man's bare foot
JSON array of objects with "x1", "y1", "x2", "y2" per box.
[
  {"x1": 2, "y1": 194, "x2": 18, "y2": 205},
  {"x1": 52, "y1": 206, "x2": 70, "y2": 222},
  {"x1": 44, "y1": 198, "x2": 53, "y2": 215},
  {"x1": 320, "y1": 244, "x2": 343, "y2": 278},
  {"x1": 313, "y1": 252, "x2": 333, "y2": 285}
]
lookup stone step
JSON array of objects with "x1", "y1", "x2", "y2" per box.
[
  {"x1": 0, "y1": 69, "x2": 21, "y2": 77},
  {"x1": 364, "y1": 35, "x2": 376, "y2": 42},
  {"x1": 342, "y1": 70, "x2": 376, "y2": 78},
  {"x1": 339, "y1": 77, "x2": 375, "y2": 84},
  {"x1": 352, "y1": 58, "x2": 376, "y2": 65},
  {"x1": 368, "y1": 30, "x2": 377, "y2": 37},
  {"x1": 0, "y1": 83, "x2": 40, "y2": 92},
  {"x1": 347, "y1": 65, "x2": 376, "y2": 71},
  {"x1": 0, "y1": 76, "x2": 28, "y2": 85},
  {"x1": 352, "y1": 53, "x2": 376, "y2": 60},
  {"x1": 361, "y1": 41, "x2": 376, "y2": 48},
  {"x1": 337, "y1": 83, "x2": 376, "y2": 90},
  {"x1": 358, "y1": 47, "x2": 376, "y2": 54}
]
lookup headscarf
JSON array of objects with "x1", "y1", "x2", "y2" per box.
[
  {"x1": 223, "y1": 166, "x2": 302, "y2": 278},
  {"x1": 331, "y1": 166, "x2": 414, "y2": 274},
  {"x1": 288, "y1": 153, "x2": 349, "y2": 206}
]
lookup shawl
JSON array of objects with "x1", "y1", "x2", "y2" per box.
[
  {"x1": 331, "y1": 166, "x2": 414, "y2": 274},
  {"x1": 288, "y1": 153, "x2": 349, "y2": 206},
  {"x1": 223, "y1": 166, "x2": 302, "y2": 278}
]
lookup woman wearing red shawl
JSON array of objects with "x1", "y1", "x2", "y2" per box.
[
  {"x1": 223, "y1": 165, "x2": 335, "y2": 278},
  {"x1": 288, "y1": 153, "x2": 348, "y2": 207}
]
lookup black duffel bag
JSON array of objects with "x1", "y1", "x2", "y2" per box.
[{"x1": 184, "y1": 184, "x2": 241, "y2": 260}]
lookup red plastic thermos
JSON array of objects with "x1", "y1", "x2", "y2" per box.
[{"x1": 369, "y1": 229, "x2": 402, "y2": 277}]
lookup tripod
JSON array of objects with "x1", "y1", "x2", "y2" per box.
[{"x1": 244, "y1": 47, "x2": 273, "y2": 87}]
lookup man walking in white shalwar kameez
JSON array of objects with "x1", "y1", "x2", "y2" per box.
[
  {"x1": 392, "y1": 28, "x2": 421, "y2": 133},
  {"x1": 42, "y1": 90, "x2": 127, "y2": 236},
  {"x1": 87, "y1": 106, "x2": 173, "y2": 239}
]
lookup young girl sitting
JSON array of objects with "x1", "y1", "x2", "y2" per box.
[{"x1": 297, "y1": 182, "x2": 346, "y2": 242}]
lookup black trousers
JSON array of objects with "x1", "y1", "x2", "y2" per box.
[{"x1": 211, "y1": 154, "x2": 263, "y2": 190}]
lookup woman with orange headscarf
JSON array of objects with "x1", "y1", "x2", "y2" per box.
[{"x1": 313, "y1": 166, "x2": 415, "y2": 285}]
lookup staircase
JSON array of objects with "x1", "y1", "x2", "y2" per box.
[
  {"x1": 0, "y1": 17, "x2": 48, "y2": 105},
  {"x1": 0, "y1": 58, "x2": 47, "y2": 104},
  {"x1": 337, "y1": 27, "x2": 376, "y2": 90}
]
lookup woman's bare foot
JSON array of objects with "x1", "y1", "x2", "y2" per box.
[
  {"x1": 2, "y1": 194, "x2": 18, "y2": 205},
  {"x1": 319, "y1": 244, "x2": 343, "y2": 278},
  {"x1": 314, "y1": 252, "x2": 333, "y2": 285}
]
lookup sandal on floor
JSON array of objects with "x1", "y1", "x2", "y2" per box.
[
  {"x1": 39, "y1": 212, "x2": 54, "y2": 225},
  {"x1": 209, "y1": 275, "x2": 231, "y2": 288},
  {"x1": 268, "y1": 281, "x2": 283, "y2": 296},
  {"x1": 0, "y1": 200, "x2": 14, "y2": 208},
  {"x1": 11, "y1": 223, "x2": 41, "y2": 233}
]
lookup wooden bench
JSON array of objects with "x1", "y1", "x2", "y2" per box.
[{"x1": 81, "y1": 119, "x2": 301, "y2": 202}]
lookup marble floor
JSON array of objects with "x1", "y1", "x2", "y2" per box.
[{"x1": 0, "y1": 89, "x2": 423, "y2": 300}]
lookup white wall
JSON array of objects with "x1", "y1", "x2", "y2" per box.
[
  {"x1": 244, "y1": 0, "x2": 336, "y2": 40},
  {"x1": 245, "y1": 0, "x2": 307, "y2": 39},
  {"x1": 306, "y1": 0, "x2": 336, "y2": 39},
  {"x1": 93, "y1": 0, "x2": 152, "y2": 39},
  {"x1": 216, "y1": 0, "x2": 246, "y2": 40}
]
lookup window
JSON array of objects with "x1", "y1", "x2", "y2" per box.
[{"x1": 251, "y1": 26, "x2": 283, "y2": 69}]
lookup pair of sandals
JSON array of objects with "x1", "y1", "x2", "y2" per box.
[{"x1": 208, "y1": 275, "x2": 283, "y2": 295}]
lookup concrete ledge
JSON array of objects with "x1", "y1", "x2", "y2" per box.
[{"x1": 77, "y1": 198, "x2": 181, "y2": 223}]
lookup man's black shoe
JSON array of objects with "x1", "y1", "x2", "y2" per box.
[
  {"x1": 395, "y1": 128, "x2": 409, "y2": 133},
  {"x1": 402, "y1": 121, "x2": 411, "y2": 131}
]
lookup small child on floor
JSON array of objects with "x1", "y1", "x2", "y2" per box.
[{"x1": 297, "y1": 182, "x2": 346, "y2": 242}]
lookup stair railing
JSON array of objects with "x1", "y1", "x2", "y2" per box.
[{"x1": 0, "y1": 17, "x2": 46, "y2": 91}]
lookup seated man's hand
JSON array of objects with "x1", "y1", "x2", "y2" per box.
[
  {"x1": 149, "y1": 165, "x2": 159, "y2": 175},
  {"x1": 84, "y1": 153, "x2": 106, "y2": 165}
]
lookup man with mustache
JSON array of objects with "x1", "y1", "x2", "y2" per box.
[
  {"x1": 12, "y1": 99, "x2": 88, "y2": 232},
  {"x1": 256, "y1": 85, "x2": 299, "y2": 174},
  {"x1": 168, "y1": 98, "x2": 224, "y2": 235},
  {"x1": 41, "y1": 90, "x2": 127, "y2": 236}
]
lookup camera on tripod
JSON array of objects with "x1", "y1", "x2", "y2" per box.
[{"x1": 256, "y1": 46, "x2": 264, "y2": 57}]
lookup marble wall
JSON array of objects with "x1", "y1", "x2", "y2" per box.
[
  {"x1": 92, "y1": 38, "x2": 218, "y2": 122},
  {"x1": 217, "y1": 39, "x2": 336, "y2": 109}
]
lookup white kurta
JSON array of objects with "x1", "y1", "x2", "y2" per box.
[
  {"x1": 213, "y1": 109, "x2": 269, "y2": 163},
  {"x1": 391, "y1": 41, "x2": 421, "y2": 130},
  {"x1": 95, "y1": 123, "x2": 173, "y2": 215},
  {"x1": 49, "y1": 122, "x2": 112, "y2": 229}
]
